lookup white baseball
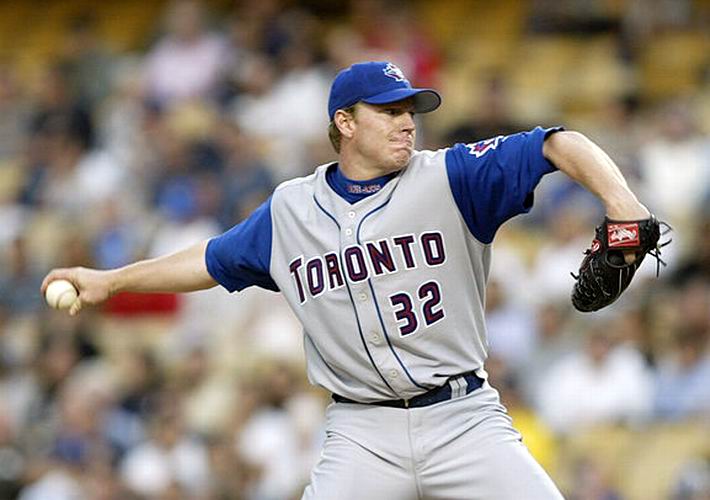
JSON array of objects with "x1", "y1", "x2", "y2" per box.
[{"x1": 45, "y1": 279, "x2": 79, "y2": 310}]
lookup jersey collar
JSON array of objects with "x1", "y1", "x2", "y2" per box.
[
  {"x1": 314, "y1": 162, "x2": 403, "y2": 220},
  {"x1": 326, "y1": 163, "x2": 399, "y2": 205}
]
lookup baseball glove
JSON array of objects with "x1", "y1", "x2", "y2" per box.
[{"x1": 571, "y1": 215, "x2": 670, "y2": 312}]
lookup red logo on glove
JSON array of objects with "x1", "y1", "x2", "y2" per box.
[
  {"x1": 608, "y1": 223, "x2": 640, "y2": 248},
  {"x1": 591, "y1": 239, "x2": 601, "y2": 253}
]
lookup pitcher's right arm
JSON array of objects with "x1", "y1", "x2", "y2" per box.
[{"x1": 41, "y1": 240, "x2": 217, "y2": 316}]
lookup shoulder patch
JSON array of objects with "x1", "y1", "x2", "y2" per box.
[{"x1": 464, "y1": 136, "x2": 506, "y2": 158}]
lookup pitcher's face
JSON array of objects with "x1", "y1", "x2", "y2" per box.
[{"x1": 350, "y1": 99, "x2": 417, "y2": 174}]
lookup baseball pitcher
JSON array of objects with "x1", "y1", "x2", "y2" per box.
[{"x1": 42, "y1": 62, "x2": 664, "y2": 499}]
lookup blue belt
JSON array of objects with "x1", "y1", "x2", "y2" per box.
[{"x1": 332, "y1": 371, "x2": 484, "y2": 409}]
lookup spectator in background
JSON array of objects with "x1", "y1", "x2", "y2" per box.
[
  {"x1": 348, "y1": 0, "x2": 440, "y2": 87},
  {"x1": 235, "y1": 363, "x2": 322, "y2": 500},
  {"x1": 672, "y1": 213, "x2": 710, "y2": 286},
  {"x1": 0, "y1": 341, "x2": 38, "y2": 439},
  {"x1": 92, "y1": 198, "x2": 147, "y2": 270},
  {"x1": 670, "y1": 456, "x2": 710, "y2": 500},
  {"x1": 215, "y1": 120, "x2": 274, "y2": 227},
  {"x1": 637, "y1": 101, "x2": 710, "y2": 237},
  {"x1": 58, "y1": 13, "x2": 116, "y2": 109},
  {"x1": 18, "y1": 67, "x2": 92, "y2": 213},
  {"x1": 205, "y1": 433, "x2": 254, "y2": 499},
  {"x1": 231, "y1": 0, "x2": 292, "y2": 61},
  {"x1": 24, "y1": 332, "x2": 82, "y2": 436},
  {"x1": 445, "y1": 76, "x2": 528, "y2": 145},
  {"x1": 220, "y1": 0, "x2": 297, "y2": 105},
  {"x1": 0, "y1": 238, "x2": 45, "y2": 315},
  {"x1": 98, "y1": 58, "x2": 152, "y2": 177},
  {"x1": 622, "y1": 0, "x2": 695, "y2": 42},
  {"x1": 176, "y1": 347, "x2": 238, "y2": 436},
  {"x1": 14, "y1": 331, "x2": 97, "y2": 500},
  {"x1": 528, "y1": 0, "x2": 621, "y2": 34},
  {"x1": 18, "y1": 450, "x2": 86, "y2": 500},
  {"x1": 323, "y1": 25, "x2": 368, "y2": 71},
  {"x1": 536, "y1": 321, "x2": 653, "y2": 435},
  {"x1": 47, "y1": 375, "x2": 115, "y2": 479},
  {"x1": 146, "y1": 104, "x2": 223, "y2": 258},
  {"x1": 120, "y1": 412, "x2": 210, "y2": 498},
  {"x1": 582, "y1": 95, "x2": 644, "y2": 187},
  {"x1": 485, "y1": 278, "x2": 537, "y2": 368},
  {"x1": 654, "y1": 326, "x2": 710, "y2": 421},
  {"x1": 29, "y1": 63, "x2": 94, "y2": 153},
  {"x1": 27, "y1": 63, "x2": 129, "y2": 218},
  {"x1": 104, "y1": 350, "x2": 163, "y2": 458},
  {"x1": 520, "y1": 302, "x2": 579, "y2": 403},
  {"x1": 489, "y1": 358, "x2": 558, "y2": 474},
  {"x1": 139, "y1": 105, "x2": 230, "y2": 351},
  {"x1": 528, "y1": 205, "x2": 599, "y2": 304},
  {"x1": 565, "y1": 458, "x2": 623, "y2": 500},
  {"x1": 38, "y1": 126, "x2": 127, "y2": 218},
  {"x1": 674, "y1": 280, "x2": 710, "y2": 342},
  {"x1": 229, "y1": 38, "x2": 330, "y2": 180},
  {"x1": 0, "y1": 410, "x2": 24, "y2": 499},
  {"x1": 0, "y1": 62, "x2": 30, "y2": 162},
  {"x1": 143, "y1": 0, "x2": 228, "y2": 107}
]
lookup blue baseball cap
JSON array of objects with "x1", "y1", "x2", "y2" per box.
[{"x1": 328, "y1": 61, "x2": 442, "y2": 121}]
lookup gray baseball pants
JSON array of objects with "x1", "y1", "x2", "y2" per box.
[{"x1": 302, "y1": 383, "x2": 563, "y2": 499}]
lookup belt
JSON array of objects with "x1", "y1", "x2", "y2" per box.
[{"x1": 332, "y1": 371, "x2": 484, "y2": 409}]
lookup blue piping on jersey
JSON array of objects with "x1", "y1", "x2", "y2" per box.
[
  {"x1": 313, "y1": 194, "x2": 397, "y2": 397},
  {"x1": 356, "y1": 199, "x2": 427, "y2": 390}
]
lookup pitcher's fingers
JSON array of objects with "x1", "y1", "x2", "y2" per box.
[
  {"x1": 41, "y1": 269, "x2": 75, "y2": 294},
  {"x1": 69, "y1": 298, "x2": 82, "y2": 317},
  {"x1": 623, "y1": 251, "x2": 638, "y2": 264}
]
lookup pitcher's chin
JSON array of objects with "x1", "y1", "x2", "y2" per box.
[{"x1": 390, "y1": 150, "x2": 412, "y2": 169}]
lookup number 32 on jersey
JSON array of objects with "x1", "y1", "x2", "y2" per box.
[{"x1": 389, "y1": 280, "x2": 445, "y2": 336}]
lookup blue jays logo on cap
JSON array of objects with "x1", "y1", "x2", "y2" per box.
[
  {"x1": 328, "y1": 61, "x2": 441, "y2": 121},
  {"x1": 383, "y1": 63, "x2": 407, "y2": 83}
]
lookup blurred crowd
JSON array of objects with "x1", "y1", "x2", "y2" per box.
[{"x1": 0, "y1": 0, "x2": 708, "y2": 499}]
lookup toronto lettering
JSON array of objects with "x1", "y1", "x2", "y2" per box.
[{"x1": 288, "y1": 231, "x2": 446, "y2": 304}]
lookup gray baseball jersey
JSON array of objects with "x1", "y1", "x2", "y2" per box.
[{"x1": 205, "y1": 126, "x2": 560, "y2": 403}]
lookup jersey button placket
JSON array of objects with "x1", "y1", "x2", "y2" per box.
[{"x1": 341, "y1": 209, "x2": 398, "y2": 396}]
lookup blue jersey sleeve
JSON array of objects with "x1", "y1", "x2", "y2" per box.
[
  {"x1": 445, "y1": 126, "x2": 562, "y2": 244},
  {"x1": 205, "y1": 197, "x2": 279, "y2": 292}
]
